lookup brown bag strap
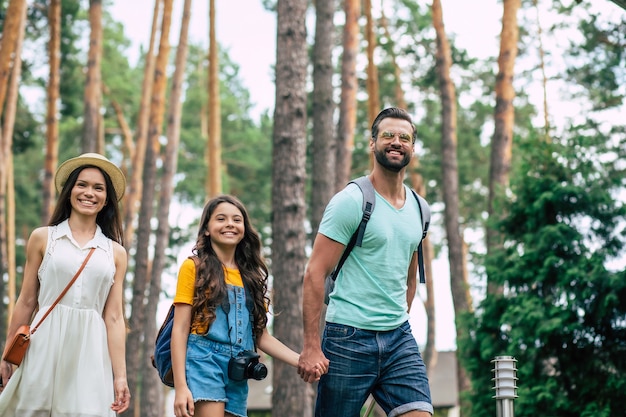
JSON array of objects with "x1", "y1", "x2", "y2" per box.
[{"x1": 30, "y1": 247, "x2": 96, "y2": 335}]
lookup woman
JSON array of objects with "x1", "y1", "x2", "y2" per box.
[
  {"x1": 171, "y1": 195, "x2": 327, "y2": 417},
  {"x1": 0, "y1": 153, "x2": 131, "y2": 416}
]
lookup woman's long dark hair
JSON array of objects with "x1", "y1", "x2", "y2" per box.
[
  {"x1": 191, "y1": 195, "x2": 269, "y2": 339},
  {"x1": 49, "y1": 165, "x2": 124, "y2": 245}
]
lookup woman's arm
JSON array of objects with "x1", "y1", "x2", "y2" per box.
[
  {"x1": 103, "y1": 242, "x2": 130, "y2": 413},
  {"x1": 0, "y1": 227, "x2": 46, "y2": 387}
]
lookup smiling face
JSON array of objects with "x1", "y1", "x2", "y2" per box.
[
  {"x1": 70, "y1": 167, "x2": 108, "y2": 216},
  {"x1": 370, "y1": 117, "x2": 414, "y2": 172},
  {"x1": 205, "y1": 202, "x2": 245, "y2": 249}
]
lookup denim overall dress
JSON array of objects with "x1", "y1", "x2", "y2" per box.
[{"x1": 185, "y1": 284, "x2": 255, "y2": 417}]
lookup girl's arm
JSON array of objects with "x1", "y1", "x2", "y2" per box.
[
  {"x1": 1, "y1": 227, "x2": 45, "y2": 388},
  {"x1": 103, "y1": 242, "x2": 130, "y2": 413},
  {"x1": 257, "y1": 328, "x2": 307, "y2": 368},
  {"x1": 171, "y1": 303, "x2": 194, "y2": 417}
]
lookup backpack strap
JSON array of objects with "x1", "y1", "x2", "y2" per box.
[
  {"x1": 328, "y1": 176, "x2": 373, "y2": 283},
  {"x1": 330, "y1": 176, "x2": 431, "y2": 284},
  {"x1": 350, "y1": 176, "x2": 376, "y2": 247},
  {"x1": 410, "y1": 190, "x2": 431, "y2": 283}
]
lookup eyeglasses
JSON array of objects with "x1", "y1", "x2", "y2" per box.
[{"x1": 378, "y1": 131, "x2": 413, "y2": 144}]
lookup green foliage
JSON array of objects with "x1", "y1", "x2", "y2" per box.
[
  {"x1": 462, "y1": 126, "x2": 626, "y2": 417},
  {"x1": 564, "y1": 8, "x2": 625, "y2": 110}
]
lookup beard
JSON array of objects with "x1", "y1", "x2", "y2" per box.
[{"x1": 373, "y1": 144, "x2": 411, "y2": 173}]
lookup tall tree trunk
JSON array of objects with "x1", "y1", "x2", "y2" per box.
[
  {"x1": 379, "y1": 9, "x2": 405, "y2": 109},
  {"x1": 126, "y1": 1, "x2": 173, "y2": 415},
  {"x1": 432, "y1": 0, "x2": 472, "y2": 414},
  {"x1": 363, "y1": 0, "x2": 379, "y2": 125},
  {"x1": 123, "y1": 0, "x2": 161, "y2": 249},
  {"x1": 105, "y1": 88, "x2": 134, "y2": 165},
  {"x1": 140, "y1": 2, "x2": 192, "y2": 416},
  {"x1": 0, "y1": 0, "x2": 25, "y2": 121},
  {"x1": 310, "y1": 0, "x2": 336, "y2": 237},
  {"x1": 0, "y1": 0, "x2": 26, "y2": 335},
  {"x1": 206, "y1": 0, "x2": 222, "y2": 198},
  {"x1": 42, "y1": 0, "x2": 61, "y2": 224},
  {"x1": 335, "y1": 0, "x2": 360, "y2": 190},
  {"x1": 378, "y1": 7, "x2": 438, "y2": 373},
  {"x1": 271, "y1": 0, "x2": 311, "y2": 416},
  {"x1": 487, "y1": 0, "x2": 520, "y2": 295},
  {"x1": 82, "y1": 0, "x2": 103, "y2": 153}
]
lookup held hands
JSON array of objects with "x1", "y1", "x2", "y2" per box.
[
  {"x1": 297, "y1": 348, "x2": 330, "y2": 383},
  {"x1": 110, "y1": 377, "x2": 131, "y2": 413}
]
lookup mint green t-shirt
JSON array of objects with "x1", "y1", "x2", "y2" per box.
[{"x1": 319, "y1": 182, "x2": 423, "y2": 331}]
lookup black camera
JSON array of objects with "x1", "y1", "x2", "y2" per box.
[{"x1": 228, "y1": 350, "x2": 268, "y2": 381}]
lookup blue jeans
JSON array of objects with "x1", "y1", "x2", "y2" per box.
[{"x1": 316, "y1": 321, "x2": 433, "y2": 417}]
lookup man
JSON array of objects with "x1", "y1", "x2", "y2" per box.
[{"x1": 298, "y1": 107, "x2": 433, "y2": 417}]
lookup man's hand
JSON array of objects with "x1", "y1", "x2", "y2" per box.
[{"x1": 298, "y1": 346, "x2": 330, "y2": 383}]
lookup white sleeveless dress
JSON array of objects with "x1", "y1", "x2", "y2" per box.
[{"x1": 0, "y1": 219, "x2": 118, "y2": 417}]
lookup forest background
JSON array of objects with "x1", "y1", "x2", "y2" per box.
[{"x1": 0, "y1": 1, "x2": 625, "y2": 417}]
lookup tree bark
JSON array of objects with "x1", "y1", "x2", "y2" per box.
[
  {"x1": 42, "y1": 0, "x2": 61, "y2": 225},
  {"x1": 123, "y1": 0, "x2": 161, "y2": 250},
  {"x1": 206, "y1": 0, "x2": 222, "y2": 198},
  {"x1": 376, "y1": 6, "x2": 442, "y2": 375},
  {"x1": 0, "y1": 0, "x2": 26, "y2": 121},
  {"x1": 364, "y1": 0, "x2": 379, "y2": 125},
  {"x1": 310, "y1": 0, "x2": 336, "y2": 237},
  {"x1": 126, "y1": 1, "x2": 173, "y2": 415},
  {"x1": 432, "y1": 0, "x2": 473, "y2": 413},
  {"x1": 487, "y1": 0, "x2": 520, "y2": 295},
  {"x1": 0, "y1": 0, "x2": 26, "y2": 337},
  {"x1": 140, "y1": 1, "x2": 192, "y2": 416},
  {"x1": 271, "y1": 0, "x2": 311, "y2": 415},
  {"x1": 82, "y1": 0, "x2": 103, "y2": 153},
  {"x1": 335, "y1": 0, "x2": 360, "y2": 190}
]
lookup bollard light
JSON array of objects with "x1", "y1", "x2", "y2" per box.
[{"x1": 492, "y1": 356, "x2": 518, "y2": 400}]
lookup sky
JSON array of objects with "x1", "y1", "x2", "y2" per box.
[
  {"x1": 109, "y1": 0, "x2": 507, "y2": 120},
  {"x1": 109, "y1": 0, "x2": 624, "y2": 352}
]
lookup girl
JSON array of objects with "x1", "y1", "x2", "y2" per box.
[
  {"x1": 0, "y1": 153, "x2": 131, "y2": 416},
  {"x1": 171, "y1": 195, "x2": 326, "y2": 417}
]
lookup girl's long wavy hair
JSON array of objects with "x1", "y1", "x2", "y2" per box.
[
  {"x1": 49, "y1": 165, "x2": 124, "y2": 245},
  {"x1": 191, "y1": 195, "x2": 269, "y2": 340}
]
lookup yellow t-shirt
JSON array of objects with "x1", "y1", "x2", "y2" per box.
[{"x1": 173, "y1": 257, "x2": 243, "y2": 334}]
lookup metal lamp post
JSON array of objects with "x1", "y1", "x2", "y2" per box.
[{"x1": 492, "y1": 356, "x2": 518, "y2": 417}]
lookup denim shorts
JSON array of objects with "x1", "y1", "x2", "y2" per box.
[
  {"x1": 186, "y1": 334, "x2": 249, "y2": 417},
  {"x1": 316, "y1": 321, "x2": 433, "y2": 417}
]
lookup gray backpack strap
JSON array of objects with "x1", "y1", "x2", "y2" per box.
[
  {"x1": 411, "y1": 190, "x2": 430, "y2": 239},
  {"x1": 410, "y1": 190, "x2": 430, "y2": 283},
  {"x1": 349, "y1": 176, "x2": 376, "y2": 247}
]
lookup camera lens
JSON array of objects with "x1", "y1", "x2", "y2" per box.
[{"x1": 250, "y1": 362, "x2": 268, "y2": 380}]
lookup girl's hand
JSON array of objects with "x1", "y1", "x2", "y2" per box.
[
  {"x1": 312, "y1": 361, "x2": 328, "y2": 381},
  {"x1": 110, "y1": 377, "x2": 131, "y2": 413},
  {"x1": 174, "y1": 386, "x2": 195, "y2": 417}
]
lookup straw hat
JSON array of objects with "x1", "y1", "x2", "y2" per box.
[{"x1": 55, "y1": 153, "x2": 126, "y2": 201}]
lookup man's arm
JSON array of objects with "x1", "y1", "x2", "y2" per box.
[
  {"x1": 298, "y1": 233, "x2": 344, "y2": 383},
  {"x1": 406, "y1": 251, "x2": 418, "y2": 313}
]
